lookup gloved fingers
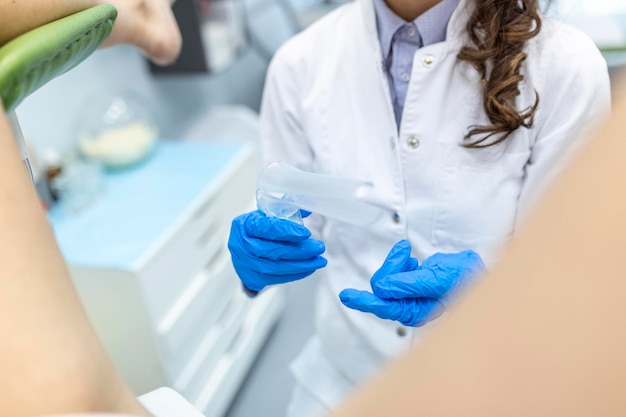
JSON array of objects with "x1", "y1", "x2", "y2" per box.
[
  {"x1": 422, "y1": 250, "x2": 486, "y2": 275},
  {"x1": 241, "y1": 234, "x2": 325, "y2": 261},
  {"x1": 262, "y1": 270, "x2": 317, "y2": 286},
  {"x1": 244, "y1": 252, "x2": 327, "y2": 276},
  {"x1": 371, "y1": 240, "x2": 413, "y2": 285},
  {"x1": 229, "y1": 212, "x2": 325, "y2": 260},
  {"x1": 404, "y1": 257, "x2": 419, "y2": 272},
  {"x1": 228, "y1": 211, "x2": 327, "y2": 293},
  {"x1": 372, "y1": 250, "x2": 487, "y2": 300},
  {"x1": 244, "y1": 211, "x2": 312, "y2": 242},
  {"x1": 233, "y1": 261, "x2": 315, "y2": 291},
  {"x1": 228, "y1": 231, "x2": 327, "y2": 275},
  {"x1": 371, "y1": 268, "x2": 449, "y2": 300},
  {"x1": 339, "y1": 289, "x2": 444, "y2": 327}
]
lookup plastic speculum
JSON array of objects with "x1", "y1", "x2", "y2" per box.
[{"x1": 256, "y1": 161, "x2": 383, "y2": 226}]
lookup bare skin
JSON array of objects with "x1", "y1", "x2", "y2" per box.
[
  {"x1": 0, "y1": 1, "x2": 181, "y2": 415},
  {"x1": 37, "y1": 415, "x2": 142, "y2": 417},
  {"x1": 0, "y1": 103, "x2": 151, "y2": 416},
  {"x1": 383, "y1": 0, "x2": 444, "y2": 22},
  {"x1": 0, "y1": 0, "x2": 181, "y2": 65}
]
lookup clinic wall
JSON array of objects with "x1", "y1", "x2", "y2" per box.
[{"x1": 16, "y1": 45, "x2": 269, "y2": 153}]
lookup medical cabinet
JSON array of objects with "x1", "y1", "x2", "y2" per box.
[{"x1": 48, "y1": 138, "x2": 284, "y2": 417}]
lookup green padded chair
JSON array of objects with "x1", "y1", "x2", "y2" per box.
[{"x1": 0, "y1": 4, "x2": 117, "y2": 180}]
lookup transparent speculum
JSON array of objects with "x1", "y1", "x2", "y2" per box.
[{"x1": 256, "y1": 162, "x2": 383, "y2": 226}]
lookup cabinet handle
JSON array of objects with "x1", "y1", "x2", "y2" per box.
[
  {"x1": 196, "y1": 220, "x2": 221, "y2": 248},
  {"x1": 192, "y1": 196, "x2": 217, "y2": 221}
]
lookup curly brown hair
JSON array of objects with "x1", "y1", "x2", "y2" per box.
[{"x1": 458, "y1": 0, "x2": 543, "y2": 148}]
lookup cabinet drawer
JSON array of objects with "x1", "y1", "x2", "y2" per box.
[
  {"x1": 190, "y1": 288, "x2": 285, "y2": 416},
  {"x1": 172, "y1": 290, "x2": 250, "y2": 396},
  {"x1": 157, "y1": 245, "x2": 241, "y2": 378},
  {"x1": 139, "y1": 148, "x2": 257, "y2": 322},
  {"x1": 140, "y1": 220, "x2": 228, "y2": 324}
]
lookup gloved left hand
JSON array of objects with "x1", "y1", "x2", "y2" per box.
[{"x1": 339, "y1": 240, "x2": 486, "y2": 327}]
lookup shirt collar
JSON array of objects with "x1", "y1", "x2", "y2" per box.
[{"x1": 373, "y1": 0, "x2": 461, "y2": 61}]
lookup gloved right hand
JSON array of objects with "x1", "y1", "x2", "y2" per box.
[{"x1": 228, "y1": 210, "x2": 327, "y2": 293}]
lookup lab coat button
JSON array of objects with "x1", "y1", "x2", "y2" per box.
[
  {"x1": 407, "y1": 136, "x2": 420, "y2": 149},
  {"x1": 392, "y1": 211, "x2": 401, "y2": 223},
  {"x1": 396, "y1": 326, "x2": 407, "y2": 337},
  {"x1": 390, "y1": 136, "x2": 396, "y2": 149},
  {"x1": 423, "y1": 55, "x2": 434, "y2": 67}
]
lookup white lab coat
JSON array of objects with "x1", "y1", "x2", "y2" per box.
[{"x1": 259, "y1": 0, "x2": 611, "y2": 414}]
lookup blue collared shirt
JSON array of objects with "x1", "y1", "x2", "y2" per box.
[{"x1": 373, "y1": 0, "x2": 460, "y2": 126}]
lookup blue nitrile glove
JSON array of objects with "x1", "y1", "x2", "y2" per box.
[
  {"x1": 228, "y1": 210, "x2": 327, "y2": 293},
  {"x1": 339, "y1": 240, "x2": 486, "y2": 326}
]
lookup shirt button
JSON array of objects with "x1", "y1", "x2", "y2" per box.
[
  {"x1": 396, "y1": 326, "x2": 407, "y2": 337},
  {"x1": 423, "y1": 55, "x2": 434, "y2": 67},
  {"x1": 406, "y1": 27, "x2": 416, "y2": 37},
  {"x1": 392, "y1": 211, "x2": 401, "y2": 223},
  {"x1": 400, "y1": 73, "x2": 410, "y2": 82},
  {"x1": 407, "y1": 136, "x2": 420, "y2": 149}
]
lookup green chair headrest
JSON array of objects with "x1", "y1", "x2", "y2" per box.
[{"x1": 0, "y1": 4, "x2": 117, "y2": 113}]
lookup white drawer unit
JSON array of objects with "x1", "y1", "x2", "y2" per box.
[{"x1": 48, "y1": 139, "x2": 285, "y2": 417}]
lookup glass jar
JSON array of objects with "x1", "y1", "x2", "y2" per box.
[{"x1": 76, "y1": 91, "x2": 159, "y2": 169}]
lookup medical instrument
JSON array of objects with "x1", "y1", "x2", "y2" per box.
[
  {"x1": 7, "y1": 113, "x2": 34, "y2": 183},
  {"x1": 256, "y1": 161, "x2": 384, "y2": 226}
]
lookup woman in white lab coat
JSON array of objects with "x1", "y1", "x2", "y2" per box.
[{"x1": 228, "y1": 0, "x2": 611, "y2": 416}]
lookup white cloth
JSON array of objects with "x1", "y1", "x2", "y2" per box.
[{"x1": 260, "y1": 0, "x2": 612, "y2": 415}]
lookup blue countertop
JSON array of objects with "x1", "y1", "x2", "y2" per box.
[{"x1": 48, "y1": 140, "x2": 248, "y2": 270}]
